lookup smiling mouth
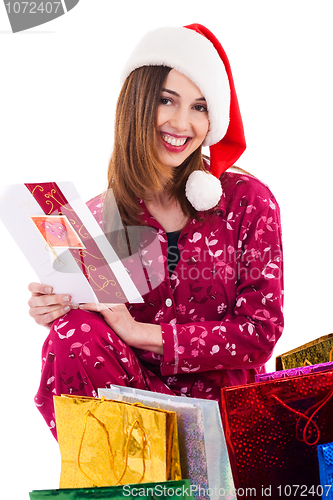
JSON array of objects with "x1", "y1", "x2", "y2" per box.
[{"x1": 160, "y1": 133, "x2": 190, "y2": 147}]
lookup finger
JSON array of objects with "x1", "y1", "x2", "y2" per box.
[
  {"x1": 28, "y1": 282, "x2": 53, "y2": 295},
  {"x1": 28, "y1": 293, "x2": 72, "y2": 309},
  {"x1": 106, "y1": 303, "x2": 127, "y2": 311},
  {"x1": 29, "y1": 303, "x2": 71, "y2": 317},
  {"x1": 30, "y1": 304, "x2": 72, "y2": 326},
  {"x1": 79, "y1": 302, "x2": 110, "y2": 312}
]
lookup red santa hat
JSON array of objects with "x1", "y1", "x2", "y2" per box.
[{"x1": 120, "y1": 24, "x2": 246, "y2": 211}]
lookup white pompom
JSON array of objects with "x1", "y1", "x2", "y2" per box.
[{"x1": 185, "y1": 170, "x2": 223, "y2": 211}]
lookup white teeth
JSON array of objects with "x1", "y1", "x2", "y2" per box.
[{"x1": 161, "y1": 134, "x2": 187, "y2": 147}]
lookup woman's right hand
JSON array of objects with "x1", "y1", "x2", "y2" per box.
[{"x1": 28, "y1": 282, "x2": 72, "y2": 328}]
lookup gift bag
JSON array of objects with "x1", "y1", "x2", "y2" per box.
[
  {"x1": 256, "y1": 361, "x2": 333, "y2": 382},
  {"x1": 29, "y1": 479, "x2": 194, "y2": 499},
  {"x1": 221, "y1": 370, "x2": 333, "y2": 498},
  {"x1": 99, "y1": 386, "x2": 236, "y2": 500},
  {"x1": 54, "y1": 395, "x2": 182, "y2": 488},
  {"x1": 317, "y1": 442, "x2": 333, "y2": 499},
  {"x1": 276, "y1": 333, "x2": 333, "y2": 370}
]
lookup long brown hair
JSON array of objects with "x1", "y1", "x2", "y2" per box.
[{"x1": 103, "y1": 65, "x2": 206, "y2": 237}]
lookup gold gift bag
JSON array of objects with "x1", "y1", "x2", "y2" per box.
[
  {"x1": 276, "y1": 333, "x2": 333, "y2": 370},
  {"x1": 54, "y1": 395, "x2": 182, "y2": 488}
]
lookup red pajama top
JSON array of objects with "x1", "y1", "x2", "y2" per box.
[{"x1": 87, "y1": 172, "x2": 284, "y2": 401}]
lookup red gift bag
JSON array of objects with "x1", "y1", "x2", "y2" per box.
[{"x1": 221, "y1": 371, "x2": 333, "y2": 499}]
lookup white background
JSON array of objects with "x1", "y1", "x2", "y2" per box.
[{"x1": 0, "y1": 0, "x2": 332, "y2": 497}]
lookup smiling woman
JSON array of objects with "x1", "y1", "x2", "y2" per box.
[
  {"x1": 106, "y1": 64, "x2": 207, "y2": 230},
  {"x1": 27, "y1": 24, "x2": 284, "y2": 440}
]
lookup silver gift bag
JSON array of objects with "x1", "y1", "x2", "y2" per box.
[{"x1": 98, "y1": 386, "x2": 235, "y2": 500}]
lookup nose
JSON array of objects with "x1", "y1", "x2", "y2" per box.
[{"x1": 169, "y1": 106, "x2": 191, "y2": 132}]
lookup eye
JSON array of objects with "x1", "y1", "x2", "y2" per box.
[
  {"x1": 160, "y1": 97, "x2": 173, "y2": 105},
  {"x1": 193, "y1": 104, "x2": 208, "y2": 112}
]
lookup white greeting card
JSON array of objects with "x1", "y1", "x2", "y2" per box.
[{"x1": 0, "y1": 182, "x2": 143, "y2": 304}]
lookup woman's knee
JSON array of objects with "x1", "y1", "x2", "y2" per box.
[
  {"x1": 45, "y1": 309, "x2": 107, "y2": 356},
  {"x1": 45, "y1": 308, "x2": 128, "y2": 362}
]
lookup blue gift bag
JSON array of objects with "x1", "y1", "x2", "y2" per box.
[{"x1": 317, "y1": 442, "x2": 333, "y2": 499}]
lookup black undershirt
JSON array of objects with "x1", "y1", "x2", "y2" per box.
[{"x1": 166, "y1": 230, "x2": 181, "y2": 277}]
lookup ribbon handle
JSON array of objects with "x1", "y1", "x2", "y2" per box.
[
  {"x1": 303, "y1": 347, "x2": 333, "y2": 366},
  {"x1": 77, "y1": 400, "x2": 148, "y2": 486},
  {"x1": 272, "y1": 388, "x2": 333, "y2": 446}
]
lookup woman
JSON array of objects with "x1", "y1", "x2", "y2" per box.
[{"x1": 28, "y1": 24, "x2": 284, "y2": 439}]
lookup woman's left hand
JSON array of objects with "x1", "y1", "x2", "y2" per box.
[{"x1": 79, "y1": 302, "x2": 164, "y2": 355}]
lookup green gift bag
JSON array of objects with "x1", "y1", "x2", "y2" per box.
[
  {"x1": 276, "y1": 333, "x2": 333, "y2": 370},
  {"x1": 29, "y1": 480, "x2": 194, "y2": 499}
]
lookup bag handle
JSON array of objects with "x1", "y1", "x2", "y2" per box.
[
  {"x1": 77, "y1": 402, "x2": 148, "y2": 486},
  {"x1": 272, "y1": 388, "x2": 333, "y2": 446},
  {"x1": 303, "y1": 346, "x2": 333, "y2": 366},
  {"x1": 118, "y1": 418, "x2": 148, "y2": 484}
]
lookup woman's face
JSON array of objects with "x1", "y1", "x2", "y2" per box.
[{"x1": 156, "y1": 69, "x2": 210, "y2": 168}]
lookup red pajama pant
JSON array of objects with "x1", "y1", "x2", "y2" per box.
[{"x1": 34, "y1": 309, "x2": 175, "y2": 440}]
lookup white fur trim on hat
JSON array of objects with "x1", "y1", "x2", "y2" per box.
[
  {"x1": 185, "y1": 170, "x2": 223, "y2": 211},
  {"x1": 120, "y1": 27, "x2": 230, "y2": 147}
]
